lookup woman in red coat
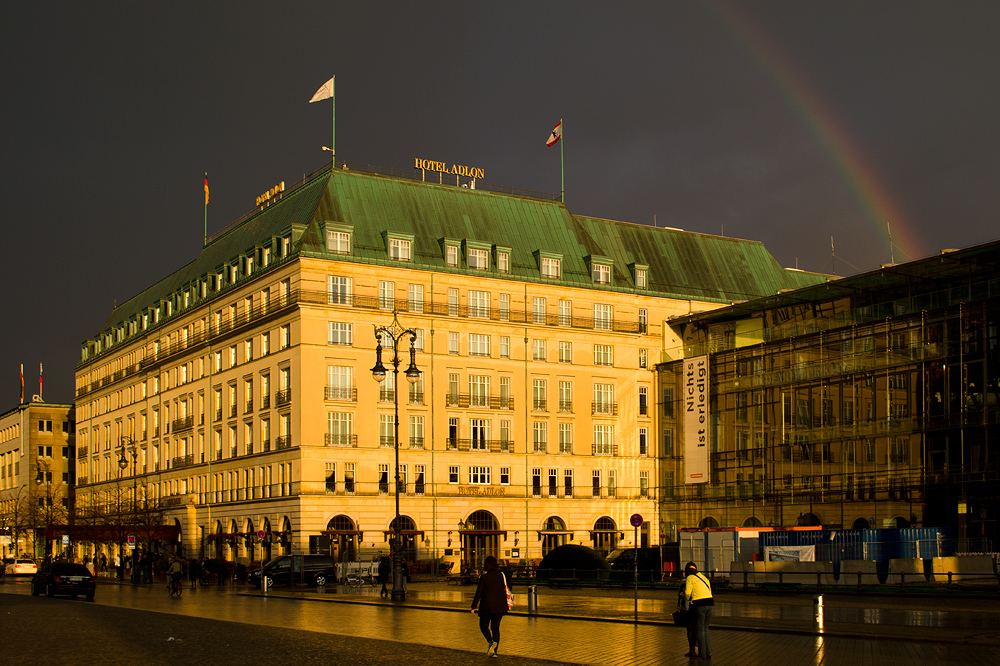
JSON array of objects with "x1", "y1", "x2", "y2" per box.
[{"x1": 471, "y1": 555, "x2": 508, "y2": 657}]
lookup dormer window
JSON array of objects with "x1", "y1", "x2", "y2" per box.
[
  {"x1": 586, "y1": 255, "x2": 614, "y2": 285},
  {"x1": 327, "y1": 230, "x2": 351, "y2": 254},
  {"x1": 494, "y1": 244, "x2": 511, "y2": 274},
  {"x1": 468, "y1": 248, "x2": 488, "y2": 270},
  {"x1": 630, "y1": 263, "x2": 649, "y2": 289},
  {"x1": 536, "y1": 251, "x2": 562, "y2": 279},
  {"x1": 389, "y1": 238, "x2": 412, "y2": 261},
  {"x1": 446, "y1": 245, "x2": 459, "y2": 267}
]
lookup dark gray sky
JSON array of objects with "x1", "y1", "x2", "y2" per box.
[{"x1": 3, "y1": 1, "x2": 999, "y2": 405}]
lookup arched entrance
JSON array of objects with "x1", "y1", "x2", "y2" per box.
[
  {"x1": 279, "y1": 517, "x2": 292, "y2": 556},
  {"x1": 742, "y1": 516, "x2": 763, "y2": 527},
  {"x1": 229, "y1": 519, "x2": 239, "y2": 561},
  {"x1": 324, "y1": 515, "x2": 360, "y2": 562},
  {"x1": 699, "y1": 517, "x2": 719, "y2": 528},
  {"x1": 171, "y1": 518, "x2": 183, "y2": 557},
  {"x1": 591, "y1": 516, "x2": 619, "y2": 556},
  {"x1": 245, "y1": 519, "x2": 256, "y2": 562},
  {"x1": 540, "y1": 516, "x2": 570, "y2": 556},
  {"x1": 261, "y1": 518, "x2": 273, "y2": 562},
  {"x1": 387, "y1": 516, "x2": 421, "y2": 563},
  {"x1": 213, "y1": 520, "x2": 224, "y2": 559},
  {"x1": 460, "y1": 511, "x2": 503, "y2": 570},
  {"x1": 852, "y1": 517, "x2": 871, "y2": 530},
  {"x1": 797, "y1": 513, "x2": 822, "y2": 527}
]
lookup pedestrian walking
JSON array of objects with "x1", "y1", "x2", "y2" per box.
[
  {"x1": 677, "y1": 569, "x2": 696, "y2": 657},
  {"x1": 471, "y1": 555, "x2": 509, "y2": 658},
  {"x1": 683, "y1": 562, "x2": 714, "y2": 660},
  {"x1": 402, "y1": 559, "x2": 410, "y2": 594},
  {"x1": 378, "y1": 555, "x2": 391, "y2": 598}
]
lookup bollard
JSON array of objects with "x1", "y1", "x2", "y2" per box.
[
  {"x1": 527, "y1": 585, "x2": 537, "y2": 615},
  {"x1": 813, "y1": 594, "x2": 824, "y2": 631}
]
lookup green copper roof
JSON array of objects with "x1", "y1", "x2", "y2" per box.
[{"x1": 91, "y1": 163, "x2": 827, "y2": 349}]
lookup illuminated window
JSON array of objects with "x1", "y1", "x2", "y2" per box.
[
  {"x1": 446, "y1": 245, "x2": 459, "y2": 267},
  {"x1": 497, "y1": 251, "x2": 509, "y2": 273},
  {"x1": 541, "y1": 257, "x2": 561, "y2": 278},
  {"x1": 593, "y1": 263, "x2": 611, "y2": 284}
]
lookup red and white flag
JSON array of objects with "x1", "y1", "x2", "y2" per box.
[{"x1": 546, "y1": 120, "x2": 562, "y2": 146}]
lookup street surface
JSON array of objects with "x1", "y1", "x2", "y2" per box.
[{"x1": 3, "y1": 576, "x2": 999, "y2": 665}]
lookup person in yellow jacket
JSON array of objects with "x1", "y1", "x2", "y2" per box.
[{"x1": 683, "y1": 562, "x2": 714, "y2": 659}]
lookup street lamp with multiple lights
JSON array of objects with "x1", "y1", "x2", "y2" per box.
[
  {"x1": 117, "y1": 438, "x2": 138, "y2": 582},
  {"x1": 370, "y1": 311, "x2": 420, "y2": 602}
]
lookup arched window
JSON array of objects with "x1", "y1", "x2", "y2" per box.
[
  {"x1": 592, "y1": 516, "x2": 618, "y2": 555},
  {"x1": 699, "y1": 517, "x2": 719, "y2": 528},
  {"x1": 742, "y1": 516, "x2": 763, "y2": 527}
]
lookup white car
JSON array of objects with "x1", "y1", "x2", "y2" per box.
[{"x1": 6, "y1": 559, "x2": 38, "y2": 576}]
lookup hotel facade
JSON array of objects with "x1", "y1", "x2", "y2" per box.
[{"x1": 73, "y1": 161, "x2": 825, "y2": 568}]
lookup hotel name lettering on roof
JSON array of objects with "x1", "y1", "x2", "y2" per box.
[
  {"x1": 414, "y1": 158, "x2": 485, "y2": 180},
  {"x1": 256, "y1": 181, "x2": 285, "y2": 207}
]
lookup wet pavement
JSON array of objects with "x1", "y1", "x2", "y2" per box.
[{"x1": 4, "y1": 576, "x2": 1000, "y2": 665}]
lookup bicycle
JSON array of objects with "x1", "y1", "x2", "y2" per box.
[
  {"x1": 345, "y1": 572, "x2": 379, "y2": 588},
  {"x1": 168, "y1": 575, "x2": 183, "y2": 597}
]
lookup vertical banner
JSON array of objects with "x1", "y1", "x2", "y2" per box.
[{"x1": 683, "y1": 355, "x2": 710, "y2": 484}]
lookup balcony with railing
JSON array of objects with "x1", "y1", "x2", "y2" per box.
[
  {"x1": 379, "y1": 388, "x2": 396, "y2": 403},
  {"x1": 325, "y1": 386, "x2": 357, "y2": 401},
  {"x1": 592, "y1": 401, "x2": 618, "y2": 416},
  {"x1": 408, "y1": 391, "x2": 425, "y2": 405},
  {"x1": 275, "y1": 435, "x2": 292, "y2": 449},
  {"x1": 446, "y1": 393, "x2": 515, "y2": 410},
  {"x1": 172, "y1": 415, "x2": 195, "y2": 433},
  {"x1": 558, "y1": 400, "x2": 573, "y2": 413},
  {"x1": 379, "y1": 436, "x2": 396, "y2": 448},
  {"x1": 409, "y1": 437, "x2": 425, "y2": 450},
  {"x1": 592, "y1": 443, "x2": 619, "y2": 456},
  {"x1": 325, "y1": 433, "x2": 358, "y2": 447},
  {"x1": 275, "y1": 389, "x2": 292, "y2": 407},
  {"x1": 260, "y1": 394, "x2": 270, "y2": 409},
  {"x1": 532, "y1": 398, "x2": 547, "y2": 412},
  {"x1": 171, "y1": 454, "x2": 195, "y2": 469},
  {"x1": 446, "y1": 438, "x2": 514, "y2": 453}
]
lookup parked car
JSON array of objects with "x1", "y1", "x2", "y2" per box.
[
  {"x1": 248, "y1": 555, "x2": 337, "y2": 588},
  {"x1": 31, "y1": 562, "x2": 96, "y2": 600},
  {"x1": 6, "y1": 558, "x2": 38, "y2": 576}
]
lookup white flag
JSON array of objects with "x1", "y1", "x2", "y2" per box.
[
  {"x1": 309, "y1": 76, "x2": 335, "y2": 103},
  {"x1": 546, "y1": 120, "x2": 562, "y2": 147}
]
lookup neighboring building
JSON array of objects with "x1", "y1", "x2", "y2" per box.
[
  {"x1": 73, "y1": 161, "x2": 824, "y2": 568},
  {"x1": 658, "y1": 241, "x2": 1000, "y2": 552},
  {"x1": 0, "y1": 400, "x2": 75, "y2": 559}
]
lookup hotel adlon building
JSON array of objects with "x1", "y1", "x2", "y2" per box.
[{"x1": 73, "y1": 161, "x2": 825, "y2": 567}]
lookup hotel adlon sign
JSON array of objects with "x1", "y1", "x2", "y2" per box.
[
  {"x1": 684, "y1": 355, "x2": 710, "y2": 484},
  {"x1": 414, "y1": 158, "x2": 485, "y2": 180}
]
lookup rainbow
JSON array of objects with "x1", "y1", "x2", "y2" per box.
[{"x1": 711, "y1": 2, "x2": 926, "y2": 263}]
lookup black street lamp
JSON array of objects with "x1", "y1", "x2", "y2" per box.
[
  {"x1": 118, "y1": 438, "x2": 138, "y2": 582},
  {"x1": 34, "y1": 462, "x2": 52, "y2": 560},
  {"x1": 370, "y1": 311, "x2": 420, "y2": 602}
]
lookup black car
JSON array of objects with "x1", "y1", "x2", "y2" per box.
[
  {"x1": 31, "y1": 562, "x2": 96, "y2": 601},
  {"x1": 248, "y1": 555, "x2": 337, "y2": 588}
]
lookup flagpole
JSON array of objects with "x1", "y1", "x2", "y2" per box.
[
  {"x1": 204, "y1": 172, "x2": 208, "y2": 246},
  {"x1": 330, "y1": 76, "x2": 337, "y2": 167},
  {"x1": 559, "y1": 117, "x2": 565, "y2": 203}
]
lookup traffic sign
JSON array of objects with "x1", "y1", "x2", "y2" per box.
[
  {"x1": 629, "y1": 513, "x2": 643, "y2": 528},
  {"x1": 256, "y1": 530, "x2": 265, "y2": 539},
  {"x1": 62, "y1": 534, "x2": 69, "y2": 545}
]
